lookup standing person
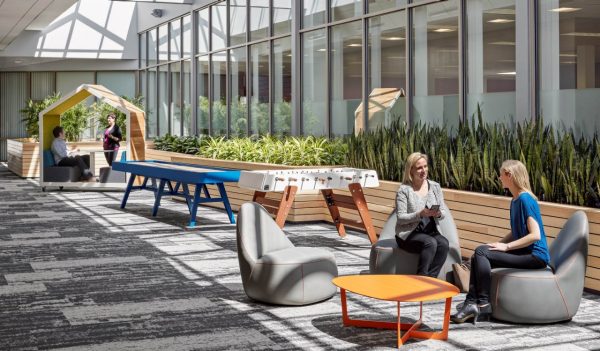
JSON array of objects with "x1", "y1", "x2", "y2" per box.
[
  {"x1": 451, "y1": 160, "x2": 550, "y2": 324},
  {"x1": 395, "y1": 152, "x2": 450, "y2": 278},
  {"x1": 50, "y1": 126, "x2": 94, "y2": 180},
  {"x1": 103, "y1": 112, "x2": 122, "y2": 165}
]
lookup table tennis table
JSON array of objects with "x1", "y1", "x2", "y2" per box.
[{"x1": 112, "y1": 160, "x2": 241, "y2": 229}]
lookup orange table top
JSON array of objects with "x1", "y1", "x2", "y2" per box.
[{"x1": 332, "y1": 275, "x2": 459, "y2": 302}]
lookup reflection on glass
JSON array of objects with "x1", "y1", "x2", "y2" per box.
[
  {"x1": 183, "y1": 60, "x2": 191, "y2": 135},
  {"x1": 250, "y1": 42, "x2": 270, "y2": 136},
  {"x1": 148, "y1": 29, "x2": 157, "y2": 66},
  {"x1": 367, "y1": 11, "x2": 406, "y2": 131},
  {"x1": 273, "y1": 37, "x2": 292, "y2": 136},
  {"x1": 230, "y1": 47, "x2": 248, "y2": 137},
  {"x1": 212, "y1": 52, "x2": 228, "y2": 135},
  {"x1": 158, "y1": 65, "x2": 169, "y2": 136},
  {"x1": 171, "y1": 62, "x2": 181, "y2": 136},
  {"x1": 170, "y1": 19, "x2": 182, "y2": 61},
  {"x1": 539, "y1": 0, "x2": 600, "y2": 138},
  {"x1": 148, "y1": 68, "x2": 157, "y2": 137},
  {"x1": 158, "y1": 24, "x2": 169, "y2": 63},
  {"x1": 303, "y1": 0, "x2": 326, "y2": 28},
  {"x1": 302, "y1": 29, "x2": 327, "y2": 136},
  {"x1": 250, "y1": 0, "x2": 270, "y2": 41},
  {"x1": 212, "y1": 2, "x2": 227, "y2": 51},
  {"x1": 198, "y1": 9, "x2": 209, "y2": 54},
  {"x1": 331, "y1": 0, "x2": 362, "y2": 21},
  {"x1": 273, "y1": 0, "x2": 292, "y2": 35},
  {"x1": 140, "y1": 32, "x2": 147, "y2": 68},
  {"x1": 368, "y1": 0, "x2": 406, "y2": 13},
  {"x1": 197, "y1": 56, "x2": 210, "y2": 135},
  {"x1": 331, "y1": 21, "x2": 362, "y2": 137},
  {"x1": 466, "y1": 0, "x2": 516, "y2": 123},
  {"x1": 230, "y1": 0, "x2": 247, "y2": 46},
  {"x1": 182, "y1": 15, "x2": 192, "y2": 58},
  {"x1": 412, "y1": 0, "x2": 459, "y2": 128}
]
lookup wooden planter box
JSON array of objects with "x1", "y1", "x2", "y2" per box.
[
  {"x1": 7, "y1": 138, "x2": 112, "y2": 178},
  {"x1": 145, "y1": 148, "x2": 600, "y2": 291}
]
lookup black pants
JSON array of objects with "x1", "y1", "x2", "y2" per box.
[
  {"x1": 396, "y1": 231, "x2": 449, "y2": 278},
  {"x1": 466, "y1": 245, "x2": 546, "y2": 305},
  {"x1": 104, "y1": 150, "x2": 117, "y2": 165},
  {"x1": 58, "y1": 155, "x2": 90, "y2": 177}
]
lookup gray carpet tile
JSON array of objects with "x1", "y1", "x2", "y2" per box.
[{"x1": 1, "y1": 163, "x2": 600, "y2": 350}]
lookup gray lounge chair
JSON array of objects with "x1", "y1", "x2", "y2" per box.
[
  {"x1": 491, "y1": 210, "x2": 589, "y2": 323},
  {"x1": 369, "y1": 207, "x2": 462, "y2": 282},
  {"x1": 236, "y1": 202, "x2": 338, "y2": 305}
]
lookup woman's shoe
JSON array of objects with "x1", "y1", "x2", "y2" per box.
[
  {"x1": 451, "y1": 302, "x2": 480, "y2": 324},
  {"x1": 476, "y1": 303, "x2": 492, "y2": 322}
]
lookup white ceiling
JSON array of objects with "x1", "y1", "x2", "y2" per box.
[{"x1": 0, "y1": 0, "x2": 78, "y2": 51}]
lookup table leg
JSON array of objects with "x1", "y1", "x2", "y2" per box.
[
  {"x1": 187, "y1": 184, "x2": 202, "y2": 229},
  {"x1": 152, "y1": 179, "x2": 166, "y2": 217},
  {"x1": 217, "y1": 183, "x2": 235, "y2": 224},
  {"x1": 120, "y1": 174, "x2": 136, "y2": 209}
]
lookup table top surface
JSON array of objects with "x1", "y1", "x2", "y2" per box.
[{"x1": 332, "y1": 275, "x2": 459, "y2": 302}]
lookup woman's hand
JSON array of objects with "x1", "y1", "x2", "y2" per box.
[
  {"x1": 488, "y1": 242, "x2": 510, "y2": 252},
  {"x1": 419, "y1": 208, "x2": 441, "y2": 218}
]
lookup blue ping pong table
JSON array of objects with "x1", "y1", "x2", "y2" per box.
[{"x1": 112, "y1": 160, "x2": 241, "y2": 229}]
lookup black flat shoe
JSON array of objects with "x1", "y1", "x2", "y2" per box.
[{"x1": 451, "y1": 302, "x2": 480, "y2": 324}]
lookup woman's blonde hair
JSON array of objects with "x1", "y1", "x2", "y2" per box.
[
  {"x1": 403, "y1": 152, "x2": 428, "y2": 185},
  {"x1": 500, "y1": 159, "x2": 537, "y2": 199}
]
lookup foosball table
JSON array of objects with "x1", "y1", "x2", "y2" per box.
[{"x1": 237, "y1": 168, "x2": 380, "y2": 243}]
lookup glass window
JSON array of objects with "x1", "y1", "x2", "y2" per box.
[
  {"x1": 182, "y1": 15, "x2": 192, "y2": 58},
  {"x1": 331, "y1": 21, "x2": 362, "y2": 137},
  {"x1": 198, "y1": 9, "x2": 210, "y2": 54},
  {"x1": 97, "y1": 72, "x2": 136, "y2": 98},
  {"x1": 212, "y1": 2, "x2": 227, "y2": 51},
  {"x1": 368, "y1": 0, "x2": 406, "y2": 13},
  {"x1": 411, "y1": 0, "x2": 459, "y2": 128},
  {"x1": 250, "y1": 42, "x2": 270, "y2": 136},
  {"x1": 273, "y1": 37, "x2": 292, "y2": 136},
  {"x1": 170, "y1": 19, "x2": 182, "y2": 61},
  {"x1": 170, "y1": 62, "x2": 181, "y2": 136},
  {"x1": 539, "y1": 0, "x2": 600, "y2": 139},
  {"x1": 147, "y1": 68, "x2": 157, "y2": 137},
  {"x1": 212, "y1": 52, "x2": 228, "y2": 135},
  {"x1": 250, "y1": 0, "x2": 270, "y2": 41},
  {"x1": 148, "y1": 29, "x2": 157, "y2": 66},
  {"x1": 197, "y1": 56, "x2": 210, "y2": 135},
  {"x1": 273, "y1": 0, "x2": 292, "y2": 35},
  {"x1": 140, "y1": 32, "x2": 147, "y2": 68},
  {"x1": 183, "y1": 60, "x2": 192, "y2": 135},
  {"x1": 158, "y1": 24, "x2": 169, "y2": 63},
  {"x1": 303, "y1": 0, "x2": 327, "y2": 28},
  {"x1": 466, "y1": 0, "x2": 516, "y2": 124},
  {"x1": 367, "y1": 11, "x2": 406, "y2": 131},
  {"x1": 331, "y1": 0, "x2": 363, "y2": 21},
  {"x1": 302, "y1": 29, "x2": 328, "y2": 136},
  {"x1": 230, "y1": 0, "x2": 247, "y2": 46},
  {"x1": 158, "y1": 65, "x2": 169, "y2": 135},
  {"x1": 230, "y1": 47, "x2": 248, "y2": 137}
]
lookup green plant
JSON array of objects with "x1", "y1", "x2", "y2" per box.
[
  {"x1": 20, "y1": 93, "x2": 61, "y2": 140},
  {"x1": 60, "y1": 102, "x2": 89, "y2": 142}
]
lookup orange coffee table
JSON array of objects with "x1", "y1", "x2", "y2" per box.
[{"x1": 332, "y1": 274, "x2": 459, "y2": 348}]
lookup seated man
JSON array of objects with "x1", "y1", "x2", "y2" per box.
[{"x1": 51, "y1": 126, "x2": 94, "y2": 181}]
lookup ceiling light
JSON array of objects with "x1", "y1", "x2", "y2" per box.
[
  {"x1": 317, "y1": 48, "x2": 327, "y2": 52},
  {"x1": 347, "y1": 43, "x2": 362, "y2": 47},
  {"x1": 489, "y1": 41, "x2": 515, "y2": 46},
  {"x1": 550, "y1": 7, "x2": 581, "y2": 13},
  {"x1": 498, "y1": 71, "x2": 516, "y2": 75},
  {"x1": 562, "y1": 32, "x2": 600, "y2": 37},
  {"x1": 14, "y1": 60, "x2": 23, "y2": 64},
  {"x1": 560, "y1": 53, "x2": 577, "y2": 57},
  {"x1": 488, "y1": 19, "x2": 514, "y2": 24},
  {"x1": 383, "y1": 37, "x2": 405, "y2": 41},
  {"x1": 433, "y1": 28, "x2": 455, "y2": 33}
]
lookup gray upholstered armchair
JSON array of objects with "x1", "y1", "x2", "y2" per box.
[
  {"x1": 236, "y1": 202, "x2": 338, "y2": 305},
  {"x1": 491, "y1": 210, "x2": 589, "y2": 323},
  {"x1": 369, "y1": 207, "x2": 462, "y2": 282}
]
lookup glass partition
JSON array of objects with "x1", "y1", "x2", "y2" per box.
[
  {"x1": 273, "y1": 37, "x2": 292, "y2": 136},
  {"x1": 250, "y1": 0, "x2": 270, "y2": 41},
  {"x1": 230, "y1": 47, "x2": 248, "y2": 136},
  {"x1": 230, "y1": 0, "x2": 248, "y2": 46},
  {"x1": 212, "y1": 52, "x2": 228, "y2": 135},
  {"x1": 250, "y1": 42, "x2": 270, "y2": 136},
  {"x1": 302, "y1": 29, "x2": 328, "y2": 136}
]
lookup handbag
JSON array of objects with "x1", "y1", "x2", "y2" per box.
[{"x1": 452, "y1": 261, "x2": 471, "y2": 293}]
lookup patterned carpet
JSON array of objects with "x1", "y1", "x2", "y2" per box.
[{"x1": 1, "y1": 163, "x2": 599, "y2": 351}]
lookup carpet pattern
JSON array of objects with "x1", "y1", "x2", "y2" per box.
[{"x1": 1, "y1": 163, "x2": 599, "y2": 350}]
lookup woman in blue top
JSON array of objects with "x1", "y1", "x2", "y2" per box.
[{"x1": 451, "y1": 160, "x2": 550, "y2": 324}]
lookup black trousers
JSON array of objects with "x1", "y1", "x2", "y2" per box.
[
  {"x1": 396, "y1": 231, "x2": 449, "y2": 278},
  {"x1": 104, "y1": 150, "x2": 117, "y2": 165},
  {"x1": 466, "y1": 245, "x2": 546, "y2": 305},
  {"x1": 58, "y1": 155, "x2": 90, "y2": 177}
]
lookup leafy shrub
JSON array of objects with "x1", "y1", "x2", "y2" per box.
[{"x1": 20, "y1": 93, "x2": 61, "y2": 141}]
